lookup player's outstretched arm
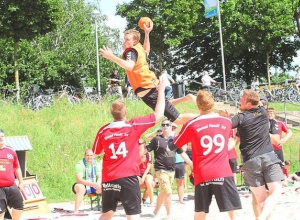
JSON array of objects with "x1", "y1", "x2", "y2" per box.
[
  {"x1": 154, "y1": 76, "x2": 166, "y2": 122},
  {"x1": 99, "y1": 45, "x2": 135, "y2": 71}
]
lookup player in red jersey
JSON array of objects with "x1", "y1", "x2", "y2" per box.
[
  {"x1": 267, "y1": 108, "x2": 293, "y2": 162},
  {"x1": 92, "y1": 77, "x2": 166, "y2": 220},
  {"x1": 172, "y1": 90, "x2": 241, "y2": 220},
  {"x1": 0, "y1": 129, "x2": 24, "y2": 220}
]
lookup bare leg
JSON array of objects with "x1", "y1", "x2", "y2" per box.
[
  {"x1": 169, "y1": 94, "x2": 196, "y2": 106},
  {"x1": 164, "y1": 193, "x2": 172, "y2": 216},
  {"x1": 194, "y1": 212, "x2": 207, "y2": 220},
  {"x1": 144, "y1": 175, "x2": 155, "y2": 204},
  {"x1": 99, "y1": 210, "x2": 114, "y2": 220},
  {"x1": 153, "y1": 191, "x2": 167, "y2": 215},
  {"x1": 126, "y1": 214, "x2": 140, "y2": 220},
  {"x1": 251, "y1": 191, "x2": 262, "y2": 218},
  {"x1": 74, "y1": 184, "x2": 86, "y2": 213},
  {"x1": 251, "y1": 182, "x2": 282, "y2": 220},
  {"x1": 227, "y1": 210, "x2": 238, "y2": 220},
  {"x1": 10, "y1": 209, "x2": 23, "y2": 220},
  {"x1": 176, "y1": 179, "x2": 185, "y2": 204},
  {"x1": 174, "y1": 113, "x2": 199, "y2": 125}
]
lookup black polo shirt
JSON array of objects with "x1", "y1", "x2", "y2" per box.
[
  {"x1": 232, "y1": 106, "x2": 278, "y2": 163},
  {"x1": 146, "y1": 135, "x2": 183, "y2": 171}
]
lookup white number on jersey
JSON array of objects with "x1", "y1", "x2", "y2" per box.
[
  {"x1": 108, "y1": 142, "x2": 128, "y2": 159},
  {"x1": 200, "y1": 134, "x2": 225, "y2": 155}
]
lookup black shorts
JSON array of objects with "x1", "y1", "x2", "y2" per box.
[
  {"x1": 0, "y1": 184, "x2": 24, "y2": 213},
  {"x1": 141, "y1": 88, "x2": 180, "y2": 122},
  {"x1": 194, "y1": 177, "x2": 242, "y2": 213},
  {"x1": 101, "y1": 176, "x2": 141, "y2": 215},
  {"x1": 229, "y1": 158, "x2": 238, "y2": 173},
  {"x1": 175, "y1": 163, "x2": 185, "y2": 179}
]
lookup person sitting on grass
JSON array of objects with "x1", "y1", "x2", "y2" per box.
[
  {"x1": 281, "y1": 160, "x2": 300, "y2": 187},
  {"x1": 73, "y1": 149, "x2": 102, "y2": 213},
  {"x1": 138, "y1": 138, "x2": 155, "y2": 205}
]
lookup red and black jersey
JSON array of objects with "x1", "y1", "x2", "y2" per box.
[
  {"x1": 173, "y1": 114, "x2": 233, "y2": 186},
  {"x1": 139, "y1": 152, "x2": 152, "y2": 175},
  {"x1": 92, "y1": 114, "x2": 156, "y2": 182},
  {"x1": 0, "y1": 146, "x2": 20, "y2": 187},
  {"x1": 272, "y1": 119, "x2": 289, "y2": 150}
]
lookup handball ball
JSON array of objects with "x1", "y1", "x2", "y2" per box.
[{"x1": 138, "y1": 17, "x2": 152, "y2": 30}]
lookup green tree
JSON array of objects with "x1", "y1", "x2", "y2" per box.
[
  {"x1": 173, "y1": 0, "x2": 300, "y2": 88},
  {"x1": 0, "y1": 0, "x2": 63, "y2": 99}
]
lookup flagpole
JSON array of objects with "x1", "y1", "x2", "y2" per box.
[{"x1": 217, "y1": 1, "x2": 227, "y2": 95}]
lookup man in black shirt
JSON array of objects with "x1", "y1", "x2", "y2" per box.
[
  {"x1": 106, "y1": 68, "x2": 122, "y2": 96},
  {"x1": 144, "y1": 119, "x2": 192, "y2": 219},
  {"x1": 220, "y1": 89, "x2": 282, "y2": 220}
]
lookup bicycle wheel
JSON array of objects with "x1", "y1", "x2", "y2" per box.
[
  {"x1": 229, "y1": 88, "x2": 241, "y2": 102},
  {"x1": 288, "y1": 90, "x2": 299, "y2": 103}
]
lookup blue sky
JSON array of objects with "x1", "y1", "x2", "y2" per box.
[{"x1": 100, "y1": 0, "x2": 131, "y2": 35}]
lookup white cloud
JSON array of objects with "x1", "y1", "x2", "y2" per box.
[{"x1": 100, "y1": 0, "x2": 131, "y2": 36}]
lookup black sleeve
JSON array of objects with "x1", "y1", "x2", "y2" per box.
[
  {"x1": 269, "y1": 119, "x2": 279, "y2": 135},
  {"x1": 169, "y1": 142, "x2": 180, "y2": 151},
  {"x1": 124, "y1": 49, "x2": 138, "y2": 62},
  {"x1": 231, "y1": 113, "x2": 244, "y2": 129},
  {"x1": 176, "y1": 147, "x2": 184, "y2": 154},
  {"x1": 145, "y1": 137, "x2": 156, "y2": 152}
]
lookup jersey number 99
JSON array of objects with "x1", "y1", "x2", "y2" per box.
[{"x1": 200, "y1": 134, "x2": 225, "y2": 156}]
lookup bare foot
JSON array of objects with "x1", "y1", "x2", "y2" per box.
[{"x1": 186, "y1": 94, "x2": 196, "y2": 103}]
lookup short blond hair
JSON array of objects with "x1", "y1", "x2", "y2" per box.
[
  {"x1": 243, "y1": 89, "x2": 259, "y2": 106},
  {"x1": 110, "y1": 99, "x2": 126, "y2": 121},
  {"x1": 196, "y1": 90, "x2": 214, "y2": 113},
  {"x1": 124, "y1": 29, "x2": 140, "y2": 42}
]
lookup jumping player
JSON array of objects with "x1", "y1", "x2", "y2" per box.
[{"x1": 99, "y1": 22, "x2": 197, "y2": 125}]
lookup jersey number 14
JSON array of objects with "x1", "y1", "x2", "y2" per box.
[{"x1": 108, "y1": 142, "x2": 129, "y2": 159}]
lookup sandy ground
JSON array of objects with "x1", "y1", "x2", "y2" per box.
[{"x1": 19, "y1": 183, "x2": 300, "y2": 220}]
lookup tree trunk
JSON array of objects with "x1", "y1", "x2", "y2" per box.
[{"x1": 14, "y1": 39, "x2": 20, "y2": 101}]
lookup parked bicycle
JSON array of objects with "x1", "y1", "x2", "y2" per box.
[{"x1": 0, "y1": 88, "x2": 18, "y2": 104}]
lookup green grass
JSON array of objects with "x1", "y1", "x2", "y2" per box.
[{"x1": 0, "y1": 99, "x2": 299, "y2": 202}]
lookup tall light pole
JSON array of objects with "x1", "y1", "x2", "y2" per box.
[{"x1": 91, "y1": 9, "x2": 101, "y2": 95}]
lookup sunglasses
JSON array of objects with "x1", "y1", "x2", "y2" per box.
[
  {"x1": 157, "y1": 130, "x2": 162, "y2": 132},
  {"x1": 161, "y1": 123, "x2": 171, "y2": 127}
]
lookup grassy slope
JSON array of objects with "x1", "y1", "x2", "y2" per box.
[{"x1": 0, "y1": 100, "x2": 299, "y2": 202}]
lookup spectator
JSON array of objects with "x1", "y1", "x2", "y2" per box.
[
  {"x1": 99, "y1": 26, "x2": 198, "y2": 125},
  {"x1": 172, "y1": 90, "x2": 241, "y2": 220},
  {"x1": 219, "y1": 89, "x2": 282, "y2": 220},
  {"x1": 106, "y1": 68, "x2": 122, "y2": 96},
  {"x1": 92, "y1": 77, "x2": 166, "y2": 220},
  {"x1": 175, "y1": 149, "x2": 187, "y2": 204},
  {"x1": 144, "y1": 119, "x2": 192, "y2": 218},
  {"x1": 124, "y1": 75, "x2": 132, "y2": 98},
  {"x1": 138, "y1": 138, "x2": 155, "y2": 205},
  {"x1": 281, "y1": 160, "x2": 300, "y2": 187},
  {"x1": 184, "y1": 142, "x2": 192, "y2": 190},
  {"x1": 0, "y1": 129, "x2": 24, "y2": 220},
  {"x1": 145, "y1": 126, "x2": 162, "y2": 141},
  {"x1": 267, "y1": 108, "x2": 293, "y2": 162},
  {"x1": 161, "y1": 70, "x2": 175, "y2": 99},
  {"x1": 201, "y1": 71, "x2": 216, "y2": 91},
  {"x1": 73, "y1": 149, "x2": 102, "y2": 213}
]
